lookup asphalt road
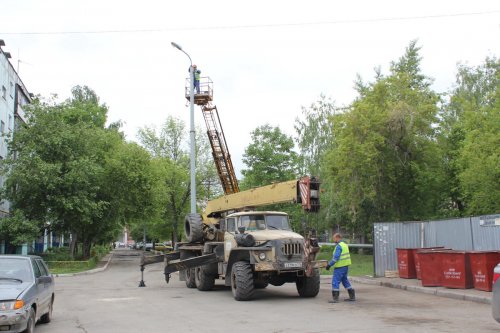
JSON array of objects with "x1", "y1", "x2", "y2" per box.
[{"x1": 35, "y1": 249, "x2": 499, "y2": 333}]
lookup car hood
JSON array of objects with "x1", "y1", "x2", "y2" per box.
[{"x1": 0, "y1": 282, "x2": 31, "y2": 300}]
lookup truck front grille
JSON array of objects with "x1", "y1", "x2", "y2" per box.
[{"x1": 282, "y1": 242, "x2": 302, "y2": 256}]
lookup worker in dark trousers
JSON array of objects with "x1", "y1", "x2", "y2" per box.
[
  {"x1": 326, "y1": 233, "x2": 356, "y2": 303},
  {"x1": 191, "y1": 64, "x2": 201, "y2": 94}
]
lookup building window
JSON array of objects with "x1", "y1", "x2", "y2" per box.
[
  {"x1": 8, "y1": 115, "x2": 12, "y2": 131},
  {"x1": 9, "y1": 82, "x2": 14, "y2": 98},
  {"x1": 0, "y1": 121, "x2": 4, "y2": 134},
  {"x1": 1, "y1": 86, "x2": 6, "y2": 100}
]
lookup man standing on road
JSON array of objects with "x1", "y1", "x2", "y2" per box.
[{"x1": 326, "y1": 233, "x2": 356, "y2": 303}]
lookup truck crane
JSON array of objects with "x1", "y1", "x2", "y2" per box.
[{"x1": 140, "y1": 76, "x2": 324, "y2": 301}]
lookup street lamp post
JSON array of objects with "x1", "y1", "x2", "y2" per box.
[{"x1": 171, "y1": 42, "x2": 197, "y2": 214}]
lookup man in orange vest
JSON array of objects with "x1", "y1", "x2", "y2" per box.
[{"x1": 325, "y1": 233, "x2": 356, "y2": 303}]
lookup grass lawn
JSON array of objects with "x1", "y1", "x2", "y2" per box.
[
  {"x1": 316, "y1": 252, "x2": 374, "y2": 276},
  {"x1": 47, "y1": 260, "x2": 98, "y2": 275}
]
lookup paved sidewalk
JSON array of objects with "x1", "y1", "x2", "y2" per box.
[{"x1": 321, "y1": 275, "x2": 492, "y2": 304}]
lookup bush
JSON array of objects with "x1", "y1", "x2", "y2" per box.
[{"x1": 43, "y1": 244, "x2": 111, "y2": 274}]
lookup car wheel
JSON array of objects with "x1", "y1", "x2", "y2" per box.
[
  {"x1": 40, "y1": 296, "x2": 54, "y2": 323},
  {"x1": 23, "y1": 308, "x2": 35, "y2": 333}
]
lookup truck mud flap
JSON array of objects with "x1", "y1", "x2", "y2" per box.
[{"x1": 165, "y1": 253, "x2": 219, "y2": 274}]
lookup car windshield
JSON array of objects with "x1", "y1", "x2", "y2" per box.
[
  {"x1": 239, "y1": 214, "x2": 291, "y2": 231},
  {"x1": 0, "y1": 258, "x2": 33, "y2": 282}
]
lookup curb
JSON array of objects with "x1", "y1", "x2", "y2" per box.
[
  {"x1": 344, "y1": 276, "x2": 491, "y2": 305},
  {"x1": 54, "y1": 253, "x2": 114, "y2": 277}
]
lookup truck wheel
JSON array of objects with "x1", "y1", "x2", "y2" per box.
[
  {"x1": 231, "y1": 261, "x2": 254, "y2": 301},
  {"x1": 296, "y1": 268, "x2": 320, "y2": 297},
  {"x1": 195, "y1": 266, "x2": 215, "y2": 291},
  {"x1": 181, "y1": 251, "x2": 197, "y2": 288},
  {"x1": 185, "y1": 214, "x2": 204, "y2": 243}
]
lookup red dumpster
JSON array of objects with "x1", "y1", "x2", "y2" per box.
[
  {"x1": 414, "y1": 247, "x2": 445, "y2": 280},
  {"x1": 440, "y1": 251, "x2": 473, "y2": 289},
  {"x1": 469, "y1": 251, "x2": 500, "y2": 291},
  {"x1": 396, "y1": 248, "x2": 417, "y2": 279},
  {"x1": 419, "y1": 250, "x2": 448, "y2": 287}
]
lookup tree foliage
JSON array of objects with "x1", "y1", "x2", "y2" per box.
[
  {"x1": 241, "y1": 124, "x2": 300, "y2": 188},
  {"x1": 323, "y1": 41, "x2": 444, "y2": 237},
  {"x1": 137, "y1": 116, "x2": 219, "y2": 243},
  {"x1": 442, "y1": 57, "x2": 500, "y2": 215},
  {"x1": 1, "y1": 86, "x2": 156, "y2": 258}
]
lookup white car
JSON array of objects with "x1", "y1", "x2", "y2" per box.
[{"x1": 0, "y1": 255, "x2": 55, "y2": 333}]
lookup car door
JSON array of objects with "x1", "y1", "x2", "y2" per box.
[
  {"x1": 31, "y1": 259, "x2": 49, "y2": 316},
  {"x1": 37, "y1": 259, "x2": 53, "y2": 311}
]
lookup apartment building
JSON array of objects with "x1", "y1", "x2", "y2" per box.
[{"x1": 0, "y1": 40, "x2": 31, "y2": 253}]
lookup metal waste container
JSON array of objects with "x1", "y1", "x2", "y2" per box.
[
  {"x1": 396, "y1": 248, "x2": 417, "y2": 279},
  {"x1": 418, "y1": 249, "x2": 450, "y2": 287},
  {"x1": 414, "y1": 247, "x2": 445, "y2": 280},
  {"x1": 440, "y1": 251, "x2": 473, "y2": 289},
  {"x1": 469, "y1": 251, "x2": 500, "y2": 291}
]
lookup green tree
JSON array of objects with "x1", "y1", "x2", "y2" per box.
[
  {"x1": 241, "y1": 124, "x2": 300, "y2": 188},
  {"x1": 0, "y1": 211, "x2": 40, "y2": 246},
  {"x1": 324, "y1": 41, "x2": 444, "y2": 238},
  {"x1": 443, "y1": 57, "x2": 500, "y2": 215},
  {"x1": 294, "y1": 95, "x2": 339, "y2": 236},
  {"x1": 294, "y1": 94, "x2": 336, "y2": 177},
  {"x1": 137, "y1": 116, "x2": 219, "y2": 243},
  {"x1": 1, "y1": 86, "x2": 154, "y2": 258}
]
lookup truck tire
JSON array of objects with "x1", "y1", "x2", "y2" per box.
[
  {"x1": 296, "y1": 268, "x2": 320, "y2": 297},
  {"x1": 181, "y1": 251, "x2": 197, "y2": 288},
  {"x1": 195, "y1": 266, "x2": 215, "y2": 291},
  {"x1": 185, "y1": 214, "x2": 204, "y2": 243},
  {"x1": 231, "y1": 261, "x2": 254, "y2": 301}
]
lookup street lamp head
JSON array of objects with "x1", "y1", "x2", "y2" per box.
[{"x1": 171, "y1": 42, "x2": 182, "y2": 51}]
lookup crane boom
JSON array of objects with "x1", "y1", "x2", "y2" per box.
[
  {"x1": 204, "y1": 176, "x2": 320, "y2": 218},
  {"x1": 202, "y1": 104, "x2": 240, "y2": 194}
]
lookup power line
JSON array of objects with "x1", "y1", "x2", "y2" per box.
[{"x1": 2, "y1": 9, "x2": 499, "y2": 36}]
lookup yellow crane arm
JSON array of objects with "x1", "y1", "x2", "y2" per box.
[{"x1": 204, "y1": 176, "x2": 320, "y2": 218}]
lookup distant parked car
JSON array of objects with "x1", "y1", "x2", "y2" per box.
[
  {"x1": 0, "y1": 255, "x2": 55, "y2": 333},
  {"x1": 145, "y1": 243, "x2": 153, "y2": 251},
  {"x1": 493, "y1": 263, "x2": 500, "y2": 323},
  {"x1": 153, "y1": 242, "x2": 173, "y2": 252}
]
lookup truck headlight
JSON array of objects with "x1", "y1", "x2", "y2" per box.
[{"x1": 258, "y1": 252, "x2": 266, "y2": 260}]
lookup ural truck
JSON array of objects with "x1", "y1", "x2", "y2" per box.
[
  {"x1": 141, "y1": 176, "x2": 324, "y2": 301},
  {"x1": 139, "y1": 75, "x2": 324, "y2": 300}
]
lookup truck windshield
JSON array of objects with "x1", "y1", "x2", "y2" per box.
[
  {"x1": 239, "y1": 214, "x2": 291, "y2": 231},
  {"x1": 266, "y1": 215, "x2": 291, "y2": 230}
]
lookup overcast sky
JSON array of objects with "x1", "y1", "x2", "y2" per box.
[{"x1": 2, "y1": 0, "x2": 499, "y2": 176}]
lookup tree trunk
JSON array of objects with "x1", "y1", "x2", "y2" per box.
[
  {"x1": 172, "y1": 219, "x2": 178, "y2": 244},
  {"x1": 69, "y1": 232, "x2": 78, "y2": 258},
  {"x1": 82, "y1": 239, "x2": 92, "y2": 260}
]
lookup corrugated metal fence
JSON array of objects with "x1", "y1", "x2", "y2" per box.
[{"x1": 373, "y1": 214, "x2": 500, "y2": 277}]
